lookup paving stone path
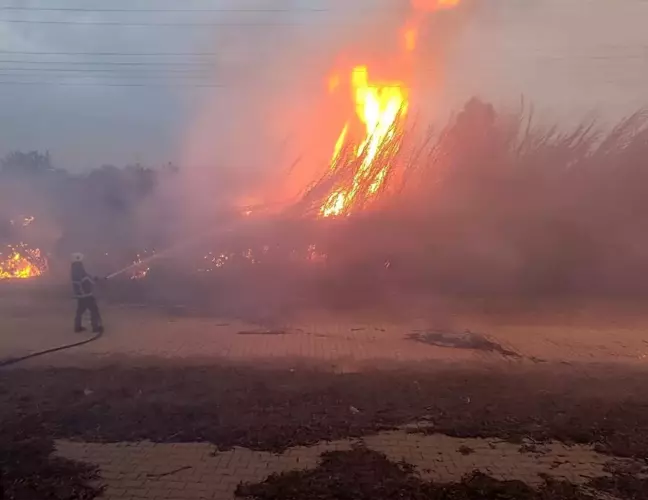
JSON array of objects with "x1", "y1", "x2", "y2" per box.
[{"x1": 56, "y1": 430, "x2": 636, "y2": 500}]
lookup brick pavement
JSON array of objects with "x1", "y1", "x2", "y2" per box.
[
  {"x1": 3, "y1": 296, "x2": 648, "y2": 368},
  {"x1": 6, "y1": 290, "x2": 648, "y2": 499},
  {"x1": 56, "y1": 430, "x2": 630, "y2": 500}
]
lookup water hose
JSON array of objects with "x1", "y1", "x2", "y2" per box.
[{"x1": 0, "y1": 328, "x2": 103, "y2": 368}]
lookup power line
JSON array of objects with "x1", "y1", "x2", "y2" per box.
[
  {"x1": 2, "y1": 50, "x2": 646, "y2": 59},
  {"x1": 0, "y1": 75, "x2": 216, "y2": 81},
  {"x1": 0, "y1": 77, "x2": 403, "y2": 88},
  {"x1": 0, "y1": 18, "x2": 337, "y2": 26},
  {"x1": 0, "y1": 6, "x2": 329, "y2": 13},
  {"x1": 0, "y1": 51, "x2": 243, "y2": 56},
  {"x1": 0, "y1": 71, "x2": 306, "y2": 83},
  {"x1": 0, "y1": 67, "x2": 216, "y2": 73},
  {"x1": 1, "y1": 54, "x2": 642, "y2": 68},
  {"x1": 0, "y1": 75, "x2": 218, "y2": 82},
  {"x1": 0, "y1": 60, "x2": 219, "y2": 66},
  {"x1": 0, "y1": 80, "x2": 227, "y2": 87}
]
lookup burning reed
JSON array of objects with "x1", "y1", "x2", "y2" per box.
[
  {"x1": 192, "y1": 99, "x2": 648, "y2": 303},
  {"x1": 309, "y1": 100, "x2": 648, "y2": 296},
  {"x1": 3, "y1": 100, "x2": 648, "y2": 306}
]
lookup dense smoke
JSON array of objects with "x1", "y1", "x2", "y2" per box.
[
  {"x1": 2, "y1": 1, "x2": 648, "y2": 321},
  {"x1": 3, "y1": 101, "x2": 648, "y2": 314}
]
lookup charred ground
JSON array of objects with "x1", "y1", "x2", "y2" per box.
[{"x1": 3, "y1": 361, "x2": 648, "y2": 499}]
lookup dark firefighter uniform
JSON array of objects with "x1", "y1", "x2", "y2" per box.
[{"x1": 71, "y1": 254, "x2": 104, "y2": 333}]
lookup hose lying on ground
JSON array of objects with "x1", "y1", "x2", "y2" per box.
[{"x1": 0, "y1": 329, "x2": 103, "y2": 368}]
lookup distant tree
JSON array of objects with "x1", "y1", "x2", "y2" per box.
[
  {"x1": 84, "y1": 163, "x2": 158, "y2": 214},
  {"x1": 124, "y1": 163, "x2": 157, "y2": 197},
  {"x1": 162, "y1": 161, "x2": 179, "y2": 174},
  {"x1": 1, "y1": 150, "x2": 54, "y2": 175}
]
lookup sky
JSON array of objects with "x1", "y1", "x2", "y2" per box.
[{"x1": 0, "y1": 0, "x2": 647, "y2": 171}]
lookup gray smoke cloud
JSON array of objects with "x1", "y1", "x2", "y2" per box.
[{"x1": 1, "y1": 0, "x2": 646, "y2": 171}]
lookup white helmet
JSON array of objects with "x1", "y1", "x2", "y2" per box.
[{"x1": 71, "y1": 252, "x2": 84, "y2": 263}]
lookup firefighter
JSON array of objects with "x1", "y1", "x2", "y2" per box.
[{"x1": 70, "y1": 253, "x2": 104, "y2": 334}]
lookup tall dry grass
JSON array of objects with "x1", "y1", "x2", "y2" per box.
[
  {"x1": 80, "y1": 98, "x2": 648, "y2": 308},
  {"x1": 311, "y1": 98, "x2": 648, "y2": 296},
  {"x1": 9, "y1": 98, "x2": 648, "y2": 309}
]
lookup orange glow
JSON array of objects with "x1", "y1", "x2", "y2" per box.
[
  {"x1": 411, "y1": 0, "x2": 460, "y2": 11},
  {"x1": 328, "y1": 73, "x2": 341, "y2": 92},
  {"x1": 404, "y1": 26, "x2": 418, "y2": 52},
  {"x1": 320, "y1": 66, "x2": 408, "y2": 217},
  {"x1": 293, "y1": 0, "x2": 460, "y2": 217},
  {"x1": 0, "y1": 244, "x2": 47, "y2": 280},
  {"x1": 406, "y1": 0, "x2": 461, "y2": 51}
]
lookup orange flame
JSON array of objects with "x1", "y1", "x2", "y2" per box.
[
  {"x1": 0, "y1": 244, "x2": 47, "y2": 279},
  {"x1": 303, "y1": 0, "x2": 460, "y2": 217},
  {"x1": 320, "y1": 66, "x2": 408, "y2": 217}
]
